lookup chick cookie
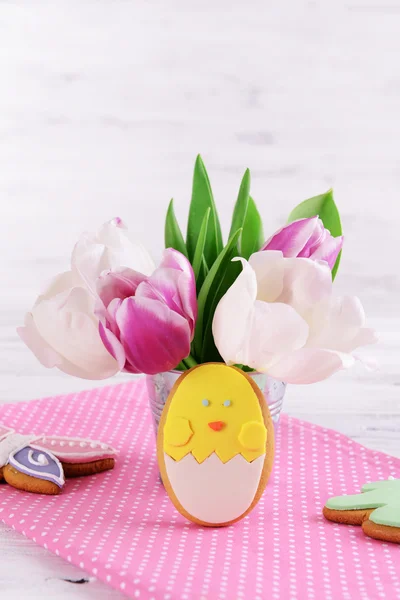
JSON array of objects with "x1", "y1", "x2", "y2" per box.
[
  {"x1": 323, "y1": 478, "x2": 400, "y2": 544},
  {"x1": 157, "y1": 363, "x2": 275, "y2": 527}
]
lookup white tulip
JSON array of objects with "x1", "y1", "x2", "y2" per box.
[
  {"x1": 212, "y1": 251, "x2": 377, "y2": 384},
  {"x1": 18, "y1": 218, "x2": 157, "y2": 380},
  {"x1": 17, "y1": 271, "x2": 119, "y2": 380},
  {"x1": 71, "y1": 217, "x2": 155, "y2": 294}
]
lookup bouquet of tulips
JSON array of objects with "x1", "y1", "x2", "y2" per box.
[{"x1": 19, "y1": 156, "x2": 376, "y2": 384}]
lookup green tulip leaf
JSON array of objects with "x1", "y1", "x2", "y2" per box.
[
  {"x1": 164, "y1": 199, "x2": 188, "y2": 258},
  {"x1": 241, "y1": 196, "x2": 265, "y2": 259},
  {"x1": 287, "y1": 189, "x2": 342, "y2": 279},
  {"x1": 229, "y1": 169, "x2": 250, "y2": 251},
  {"x1": 192, "y1": 229, "x2": 242, "y2": 360},
  {"x1": 201, "y1": 255, "x2": 209, "y2": 276},
  {"x1": 197, "y1": 256, "x2": 210, "y2": 290},
  {"x1": 186, "y1": 155, "x2": 223, "y2": 267},
  {"x1": 192, "y1": 207, "x2": 211, "y2": 288},
  {"x1": 200, "y1": 257, "x2": 243, "y2": 363}
]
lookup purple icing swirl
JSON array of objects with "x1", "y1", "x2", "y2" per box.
[{"x1": 9, "y1": 445, "x2": 65, "y2": 488}]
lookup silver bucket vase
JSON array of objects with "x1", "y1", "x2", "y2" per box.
[{"x1": 146, "y1": 369, "x2": 286, "y2": 437}]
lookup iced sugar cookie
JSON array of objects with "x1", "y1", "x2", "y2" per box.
[
  {"x1": 0, "y1": 425, "x2": 14, "y2": 480},
  {"x1": 0, "y1": 423, "x2": 117, "y2": 495},
  {"x1": 3, "y1": 445, "x2": 64, "y2": 495},
  {"x1": 33, "y1": 435, "x2": 116, "y2": 477},
  {"x1": 157, "y1": 363, "x2": 274, "y2": 527},
  {"x1": 0, "y1": 430, "x2": 34, "y2": 482},
  {"x1": 323, "y1": 478, "x2": 400, "y2": 544},
  {"x1": 0, "y1": 424, "x2": 14, "y2": 442}
]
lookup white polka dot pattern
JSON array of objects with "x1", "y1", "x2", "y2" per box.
[{"x1": 0, "y1": 380, "x2": 399, "y2": 600}]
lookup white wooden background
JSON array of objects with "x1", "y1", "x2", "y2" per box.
[{"x1": 1, "y1": 0, "x2": 399, "y2": 597}]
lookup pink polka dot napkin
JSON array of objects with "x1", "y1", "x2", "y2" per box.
[{"x1": 0, "y1": 379, "x2": 399, "y2": 600}]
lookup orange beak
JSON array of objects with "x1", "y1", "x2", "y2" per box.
[{"x1": 208, "y1": 421, "x2": 225, "y2": 432}]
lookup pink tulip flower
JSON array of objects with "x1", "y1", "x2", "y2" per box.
[
  {"x1": 262, "y1": 217, "x2": 343, "y2": 269},
  {"x1": 97, "y1": 248, "x2": 197, "y2": 375}
]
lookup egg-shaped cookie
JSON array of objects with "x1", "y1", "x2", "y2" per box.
[{"x1": 157, "y1": 363, "x2": 274, "y2": 527}]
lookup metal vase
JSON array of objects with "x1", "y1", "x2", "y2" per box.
[{"x1": 146, "y1": 369, "x2": 286, "y2": 437}]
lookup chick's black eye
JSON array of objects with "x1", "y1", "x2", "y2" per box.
[
  {"x1": 223, "y1": 400, "x2": 231, "y2": 407},
  {"x1": 202, "y1": 399, "x2": 210, "y2": 407}
]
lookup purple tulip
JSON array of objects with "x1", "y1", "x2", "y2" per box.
[
  {"x1": 261, "y1": 217, "x2": 343, "y2": 269},
  {"x1": 96, "y1": 249, "x2": 197, "y2": 375}
]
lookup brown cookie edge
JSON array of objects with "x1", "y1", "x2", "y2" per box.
[
  {"x1": 3, "y1": 464, "x2": 61, "y2": 495},
  {"x1": 62, "y1": 458, "x2": 115, "y2": 478},
  {"x1": 323, "y1": 506, "x2": 374, "y2": 526},
  {"x1": 362, "y1": 519, "x2": 400, "y2": 544}
]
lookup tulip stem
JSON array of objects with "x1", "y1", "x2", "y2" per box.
[{"x1": 183, "y1": 354, "x2": 198, "y2": 369}]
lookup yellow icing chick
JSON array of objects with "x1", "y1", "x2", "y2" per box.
[{"x1": 163, "y1": 364, "x2": 267, "y2": 463}]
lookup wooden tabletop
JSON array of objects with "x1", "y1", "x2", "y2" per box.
[{"x1": 1, "y1": 1, "x2": 399, "y2": 597}]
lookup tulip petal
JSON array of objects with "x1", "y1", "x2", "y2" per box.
[
  {"x1": 72, "y1": 219, "x2": 154, "y2": 293},
  {"x1": 306, "y1": 295, "x2": 378, "y2": 353},
  {"x1": 241, "y1": 301, "x2": 310, "y2": 370},
  {"x1": 297, "y1": 218, "x2": 326, "y2": 257},
  {"x1": 97, "y1": 220, "x2": 155, "y2": 275},
  {"x1": 136, "y1": 249, "x2": 197, "y2": 335},
  {"x1": 100, "y1": 220, "x2": 155, "y2": 275},
  {"x1": 106, "y1": 297, "x2": 123, "y2": 325},
  {"x1": 159, "y1": 247, "x2": 191, "y2": 272},
  {"x1": 136, "y1": 269, "x2": 182, "y2": 312},
  {"x1": 212, "y1": 258, "x2": 257, "y2": 364},
  {"x1": 57, "y1": 354, "x2": 118, "y2": 380},
  {"x1": 309, "y1": 235, "x2": 344, "y2": 269},
  {"x1": 159, "y1": 248, "x2": 197, "y2": 326},
  {"x1": 71, "y1": 239, "x2": 110, "y2": 292},
  {"x1": 18, "y1": 312, "x2": 119, "y2": 380},
  {"x1": 115, "y1": 296, "x2": 191, "y2": 374},
  {"x1": 31, "y1": 286, "x2": 119, "y2": 379},
  {"x1": 213, "y1": 259, "x2": 309, "y2": 370},
  {"x1": 99, "y1": 322, "x2": 127, "y2": 371},
  {"x1": 250, "y1": 252, "x2": 332, "y2": 316},
  {"x1": 249, "y1": 251, "x2": 285, "y2": 302},
  {"x1": 96, "y1": 268, "x2": 147, "y2": 308},
  {"x1": 279, "y1": 257, "x2": 332, "y2": 318},
  {"x1": 36, "y1": 271, "x2": 82, "y2": 303},
  {"x1": 261, "y1": 217, "x2": 319, "y2": 257},
  {"x1": 17, "y1": 313, "x2": 65, "y2": 369},
  {"x1": 267, "y1": 348, "x2": 355, "y2": 384}
]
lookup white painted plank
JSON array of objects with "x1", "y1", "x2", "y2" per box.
[{"x1": 1, "y1": 0, "x2": 399, "y2": 597}]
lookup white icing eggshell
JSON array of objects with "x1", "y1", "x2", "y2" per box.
[
  {"x1": 164, "y1": 452, "x2": 265, "y2": 524},
  {"x1": 158, "y1": 363, "x2": 275, "y2": 527}
]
